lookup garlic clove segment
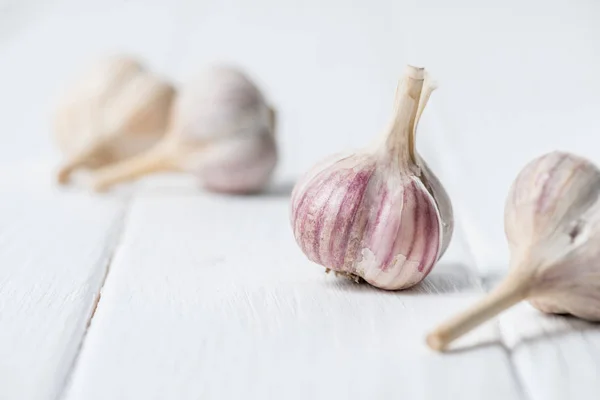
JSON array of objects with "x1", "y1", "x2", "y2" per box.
[
  {"x1": 426, "y1": 151, "x2": 600, "y2": 351},
  {"x1": 290, "y1": 66, "x2": 453, "y2": 290},
  {"x1": 90, "y1": 66, "x2": 278, "y2": 194},
  {"x1": 54, "y1": 55, "x2": 176, "y2": 184}
]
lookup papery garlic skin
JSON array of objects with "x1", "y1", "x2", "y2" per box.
[
  {"x1": 171, "y1": 66, "x2": 277, "y2": 193},
  {"x1": 90, "y1": 66, "x2": 277, "y2": 194},
  {"x1": 418, "y1": 156, "x2": 454, "y2": 255},
  {"x1": 54, "y1": 55, "x2": 175, "y2": 183},
  {"x1": 505, "y1": 151, "x2": 600, "y2": 320},
  {"x1": 290, "y1": 66, "x2": 452, "y2": 290},
  {"x1": 291, "y1": 155, "x2": 442, "y2": 290},
  {"x1": 188, "y1": 131, "x2": 277, "y2": 193},
  {"x1": 54, "y1": 57, "x2": 143, "y2": 157},
  {"x1": 426, "y1": 151, "x2": 600, "y2": 352}
]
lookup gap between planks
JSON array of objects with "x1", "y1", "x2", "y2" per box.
[
  {"x1": 420, "y1": 132, "x2": 531, "y2": 399},
  {"x1": 54, "y1": 194, "x2": 135, "y2": 400},
  {"x1": 458, "y1": 245, "x2": 531, "y2": 400},
  {"x1": 497, "y1": 336, "x2": 531, "y2": 400},
  {"x1": 51, "y1": 4, "x2": 195, "y2": 394}
]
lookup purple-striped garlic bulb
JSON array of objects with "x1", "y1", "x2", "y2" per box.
[
  {"x1": 90, "y1": 66, "x2": 277, "y2": 194},
  {"x1": 290, "y1": 66, "x2": 453, "y2": 290},
  {"x1": 54, "y1": 55, "x2": 176, "y2": 184},
  {"x1": 427, "y1": 152, "x2": 600, "y2": 351}
]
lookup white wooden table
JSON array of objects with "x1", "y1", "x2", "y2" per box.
[{"x1": 1, "y1": 1, "x2": 600, "y2": 399}]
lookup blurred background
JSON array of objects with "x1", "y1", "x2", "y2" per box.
[{"x1": 1, "y1": 0, "x2": 599, "y2": 272}]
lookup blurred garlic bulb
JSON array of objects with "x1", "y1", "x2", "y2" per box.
[
  {"x1": 427, "y1": 151, "x2": 600, "y2": 351},
  {"x1": 54, "y1": 55, "x2": 176, "y2": 184},
  {"x1": 91, "y1": 66, "x2": 278, "y2": 194},
  {"x1": 290, "y1": 66, "x2": 453, "y2": 290}
]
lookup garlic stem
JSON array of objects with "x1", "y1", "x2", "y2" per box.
[
  {"x1": 57, "y1": 158, "x2": 87, "y2": 185},
  {"x1": 290, "y1": 65, "x2": 452, "y2": 291},
  {"x1": 92, "y1": 145, "x2": 176, "y2": 191},
  {"x1": 426, "y1": 276, "x2": 529, "y2": 351},
  {"x1": 414, "y1": 74, "x2": 437, "y2": 134},
  {"x1": 384, "y1": 65, "x2": 424, "y2": 167},
  {"x1": 56, "y1": 143, "x2": 106, "y2": 184}
]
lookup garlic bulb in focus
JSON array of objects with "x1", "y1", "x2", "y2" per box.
[
  {"x1": 54, "y1": 55, "x2": 176, "y2": 183},
  {"x1": 91, "y1": 66, "x2": 277, "y2": 194},
  {"x1": 427, "y1": 151, "x2": 600, "y2": 351},
  {"x1": 290, "y1": 66, "x2": 453, "y2": 290}
]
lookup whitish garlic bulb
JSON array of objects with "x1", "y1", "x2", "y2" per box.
[
  {"x1": 427, "y1": 151, "x2": 600, "y2": 351},
  {"x1": 91, "y1": 66, "x2": 277, "y2": 194},
  {"x1": 290, "y1": 66, "x2": 453, "y2": 290},
  {"x1": 54, "y1": 55, "x2": 176, "y2": 183}
]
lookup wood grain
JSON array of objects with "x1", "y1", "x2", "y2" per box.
[{"x1": 63, "y1": 193, "x2": 522, "y2": 400}]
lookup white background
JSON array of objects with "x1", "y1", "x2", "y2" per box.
[{"x1": 1, "y1": 1, "x2": 599, "y2": 399}]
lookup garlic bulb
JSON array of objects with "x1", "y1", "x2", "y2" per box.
[
  {"x1": 54, "y1": 55, "x2": 176, "y2": 183},
  {"x1": 90, "y1": 66, "x2": 278, "y2": 194},
  {"x1": 427, "y1": 151, "x2": 600, "y2": 351},
  {"x1": 290, "y1": 66, "x2": 453, "y2": 290}
]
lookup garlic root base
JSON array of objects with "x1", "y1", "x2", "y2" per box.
[{"x1": 325, "y1": 268, "x2": 364, "y2": 284}]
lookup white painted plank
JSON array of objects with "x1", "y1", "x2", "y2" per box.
[
  {"x1": 500, "y1": 302, "x2": 600, "y2": 400},
  {"x1": 64, "y1": 192, "x2": 522, "y2": 400},
  {"x1": 0, "y1": 174, "x2": 127, "y2": 400},
  {"x1": 4, "y1": 1, "x2": 596, "y2": 397},
  {"x1": 0, "y1": 2, "x2": 181, "y2": 394}
]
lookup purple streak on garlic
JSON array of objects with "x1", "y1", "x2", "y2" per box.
[
  {"x1": 505, "y1": 151, "x2": 600, "y2": 320},
  {"x1": 290, "y1": 66, "x2": 453, "y2": 290},
  {"x1": 426, "y1": 151, "x2": 600, "y2": 352}
]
